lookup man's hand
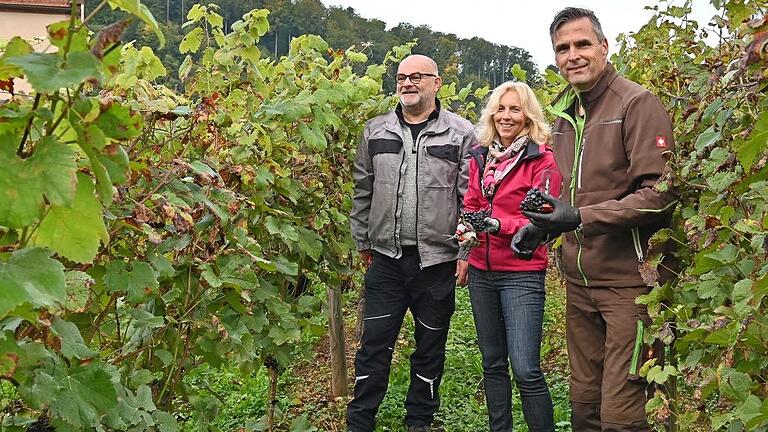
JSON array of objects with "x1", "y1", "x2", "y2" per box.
[
  {"x1": 511, "y1": 223, "x2": 546, "y2": 260},
  {"x1": 455, "y1": 260, "x2": 469, "y2": 286},
  {"x1": 481, "y1": 217, "x2": 500, "y2": 233},
  {"x1": 359, "y1": 249, "x2": 373, "y2": 268},
  {"x1": 521, "y1": 192, "x2": 580, "y2": 234}
]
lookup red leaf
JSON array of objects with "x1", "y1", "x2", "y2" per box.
[{"x1": 0, "y1": 79, "x2": 14, "y2": 94}]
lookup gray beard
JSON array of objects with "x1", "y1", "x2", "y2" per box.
[{"x1": 400, "y1": 96, "x2": 428, "y2": 113}]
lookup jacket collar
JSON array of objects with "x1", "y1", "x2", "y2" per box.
[
  {"x1": 580, "y1": 63, "x2": 618, "y2": 106},
  {"x1": 385, "y1": 98, "x2": 447, "y2": 135},
  {"x1": 550, "y1": 63, "x2": 619, "y2": 112}
]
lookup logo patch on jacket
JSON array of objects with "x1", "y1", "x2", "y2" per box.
[{"x1": 655, "y1": 136, "x2": 668, "y2": 148}]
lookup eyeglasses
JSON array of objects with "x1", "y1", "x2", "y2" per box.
[{"x1": 395, "y1": 72, "x2": 437, "y2": 84}]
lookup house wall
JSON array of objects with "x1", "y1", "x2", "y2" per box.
[
  {"x1": 0, "y1": 7, "x2": 79, "y2": 98},
  {"x1": 0, "y1": 9, "x2": 70, "y2": 41}
]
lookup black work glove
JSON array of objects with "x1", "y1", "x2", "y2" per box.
[
  {"x1": 511, "y1": 223, "x2": 546, "y2": 260},
  {"x1": 481, "y1": 217, "x2": 500, "y2": 234},
  {"x1": 521, "y1": 192, "x2": 581, "y2": 235}
]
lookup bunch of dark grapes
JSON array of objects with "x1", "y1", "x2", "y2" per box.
[
  {"x1": 461, "y1": 209, "x2": 490, "y2": 231},
  {"x1": 520, "y1": 188, "x2": 553, "y2": 213}
]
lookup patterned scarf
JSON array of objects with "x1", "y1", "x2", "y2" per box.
[{"x1": 481, "y1": 135, "x2": 528, "y2": 199}]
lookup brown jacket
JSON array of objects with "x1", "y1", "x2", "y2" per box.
[{"x1": 549, "y1": 64, "x2": 677, "y2": 288}]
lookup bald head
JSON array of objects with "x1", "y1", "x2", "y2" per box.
[{"x1": 399, "y1": 54, "x2": 439, "y2": 75}]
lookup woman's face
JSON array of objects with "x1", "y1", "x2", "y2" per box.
[{"x1": 493, "y1": 89, "x2": 527, "y2": 146}]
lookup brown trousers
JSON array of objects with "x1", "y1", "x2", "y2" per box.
[{"x1": 566, "y1": 283, "x2": 652, "y2": 432}]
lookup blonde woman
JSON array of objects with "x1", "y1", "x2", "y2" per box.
[{"x1": 457, "y1": 81, "x2": 561, "y2": 432}]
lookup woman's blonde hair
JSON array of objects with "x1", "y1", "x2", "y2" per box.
[{"x1": 476, "y1": 81, "x2": 552, "y2": 147}]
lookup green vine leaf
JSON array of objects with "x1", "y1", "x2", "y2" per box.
[
  {"x1": 153, "y1": 410, "x2": 180, "y2": 432},
  {"x1": 0, "y1": 248, "x2": 66, "y2": 318},
  {"x1": 737, "y1": 394, "x2": 763, "y2": 426},
  {"x1": 7, "y1": 51, "x2": 101, "y2": 94},
  {"x1": 97, "y1": 144, "x2": 130, "y2": 185},
  {"x1": 0, "y1": 135, "x2": 77, "y2": 228},
  {"x1": 298, "y1": 228, "x2": 323, "y2": 261},
  {"x1": 273, "y1": 256, "x2": 299, "y2": 276},
  {"x1": 104, "y1": 261, "x2": 159, "y2": 303},
  {"x1": 721, "y1": 369, "x2": 752, "y2": 402},
  {"x1": 45, "y1": 363, "x2": 118, "y2": 430},
  {"x1": 51, "y1": 317, "x2": 97, "y2": 360},
  {"x1": 95, "y1": 103, "x2": 142, "y2": 140},
  {"x1": 33, "y1": 137, "x2": 78, "y2": 206},
  {"x1": 737, "y1": 111, "x2": 768, "y2": 172},
  {"x1": 60, "y1": 271, "x2": 94, "y2": 313},
  {"x1": 30, "y1": 173, "x2": 109, "y2": 264},
  {"x1": 298, "y1": 122, "x2": 327, "y2": 150}
]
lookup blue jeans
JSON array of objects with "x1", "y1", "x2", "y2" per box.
[{"x1": 468, "y1": 267, "x2": 554, "y2": 432}]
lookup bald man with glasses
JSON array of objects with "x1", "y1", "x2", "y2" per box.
[{"x1": 347, "y1": 55, "x2": 476, "y2": 432}]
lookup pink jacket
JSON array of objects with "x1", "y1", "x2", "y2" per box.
[{"x1": 463, "y1": 139, "x2": 562, "y2": 272}]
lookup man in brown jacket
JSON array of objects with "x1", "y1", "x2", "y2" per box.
[{"x1": 517, "y1": 7, "x2": 677, "y2": 432}]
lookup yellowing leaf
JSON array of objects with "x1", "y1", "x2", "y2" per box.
[
  {"x1": 180, "y1": 27, "x2": 204, "y2": 54},
  {"x1": 0, "y1": 36, "x2": 33, "y2": 80}
]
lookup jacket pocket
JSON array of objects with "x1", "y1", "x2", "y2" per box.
[
  {"x1": 420, "y1": 185, "x2": 457, "y2": 248},
  {"x1": 369, "y1": 138, "x2": 402, "y2": 156},
  {"x1": 426, "y1": 143, "x2": 459, "y2": 163},
  {"x1": 369, "y1": 179, "x2": 395, "y2": 246}
]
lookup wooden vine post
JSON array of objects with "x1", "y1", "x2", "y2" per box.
[{"x1": 328, "y1": 284, "x2": 348, "y2": 397}]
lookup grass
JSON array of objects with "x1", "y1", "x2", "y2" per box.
[{"x1": 179, "y1": 362, "x2": 274, "y2": 430}]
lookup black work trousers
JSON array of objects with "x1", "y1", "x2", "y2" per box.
[{"x1": 346, "y1": 248, "x2": 456, "y2": 432}]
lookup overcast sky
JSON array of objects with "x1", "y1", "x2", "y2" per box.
[{"x1": 319, "y1": 0, "x2": 718, "y2": 71}]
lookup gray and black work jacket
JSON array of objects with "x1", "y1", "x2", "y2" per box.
[{"x1": 350, "y1": 101, "x2": 475, "y2": 268}]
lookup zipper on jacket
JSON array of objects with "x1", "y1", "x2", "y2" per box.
[
  {"x1": 631, "y1": 227, "x2": 644, "y2": 262},
  {"x1": 549, "y1": 91, "x2": 589, "y2": 286},
  {"x1": 415, "y1": 130, "x2": 422, "y2": 269},
  {"x1": 576, "y1": 137, "x2": 585, "y2": 189},
  {"x1": 414, "y1": 126, "x2": 437, "y2": 269},
  {"x1": 393, "y1": 150, "x2": 406, "y2": 258},
  {"x1": 484, "y1": 201, "x2": 493, "y2": 271}
]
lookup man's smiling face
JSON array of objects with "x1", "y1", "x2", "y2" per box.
[
  {"x1": 396, "y1": 56, "x2": 441, "y2": 111},
  {"x1": 552, "y1": 17, "x2": 608, "y2": 92}
]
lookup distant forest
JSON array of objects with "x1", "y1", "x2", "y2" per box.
[{"x1": 86, "y1": 0, "x2": 540, "y2": 91}]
